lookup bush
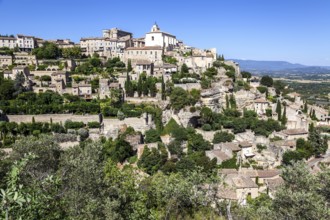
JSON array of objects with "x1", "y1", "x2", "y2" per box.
[
  {"x1": 117, "y1": 110, "x2": 125, "y2": 120},
  {"x1": 260, "y1": 75, "x2": 273, "y2": 87},
  {"x1": 257, "y1": 144, "x2": 267, "y2": 153},
  {"x1": 53, "y1": 133, "x2": 77, "y2": 143},
  {"x1": 213, "y1": 131, "x2": 235, "y2": 144},
  {"x1": 78, "y1": 128, "x2": 89, "y2": 141},
  {"x1": 88, "y1": 121, "x2": 101, "y2": 129},
  {"x1": 190, "y1": 106, "x2": 196, "y2": 113},
  {"x1": 64, "y1": 120, "x2": 85, "y2": 130},
  {"x1": 257, "y1": 86, "x2": 268, "y2": 94},
  {"x1": 202, "y1": 124, "x2": 212, "y2": 131},
  {"x1": 145, "y1": 129, "x2": 161, "y2": 143}
]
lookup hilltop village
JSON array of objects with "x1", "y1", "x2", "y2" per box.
[{"x1": 1, "y1": 24, "x2": 330, "y2": 218}]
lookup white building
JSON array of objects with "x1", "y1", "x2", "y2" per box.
[
  {"x1": 254, "y1": 98, "x2": 270, "y2": 115},
  {"x1": 0, "y1": 36, "x2": 16, "y2": 49},
  {"x1": 80, "y1": 28, "x2": 132, "y2": 58},
  {"x1": 16, "y1": 35, "x2": 35, "y2": 51},
  {"x1": 145, "y1": 23, "x2": 178, "y2": 52}
]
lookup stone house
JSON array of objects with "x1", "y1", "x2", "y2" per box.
[
  {"x1": 254, "y1": 98, "x2": 270, "y2": 115},
  {"x1": 13, "y1": 52, "x2": 38, "y2": 66},
  {"x1": 205, "y1": 149, "x2": 231, "y2": 165},
  {"x1": 72, "y1": 84, "x2": 92, "y2": 99},
  {"x1": 214, "y1": 142, "x2": 241, "y2": 158},
  {"x1": 239, "y1": 141, "x2": 255, "y2": 159},
  {"x1": 277, "y1": 129, "x2": 308, "y2": 140},
  {"x1": 51, "y1": 71, "x2": 68, "y2": 85},
  {"x1": 0, "y1": 55, "x2": 13, "y2": 68},
  {"x1": 257, "y1": 169, "x2": 281, "y2": 184},
  {"x1": 223, "y1": 173, "x2": 259, "y2": 201},
  {"x1": 265, "y1": 177, "x2": 284, "y2": 198}
]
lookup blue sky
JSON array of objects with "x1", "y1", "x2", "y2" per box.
[{"x1": 0, "y1": 0, "x2": 329, "y2": 66}]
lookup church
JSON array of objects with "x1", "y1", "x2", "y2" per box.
[{"x1": 145, "y1": 23, "x2": 178, "y2": 52}]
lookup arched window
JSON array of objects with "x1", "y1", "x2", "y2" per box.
[{"x1": 151, "y1": 36, "x2": 154, "y2": 41}]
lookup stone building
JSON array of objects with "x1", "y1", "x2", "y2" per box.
[
  {"x1": 124, "y1": 46, "x2": 163, "y2": 64},
  {"x1": 80, "y1": 28, "x2": 133, "y2": 58},
  {"x1": 0, "y1": 55, "x2": 13, "y2": 68},
  {"x1": 13, "y1": 52, "x2": 38, "y2": 66},
  {"x1": 72, "y1": 84, "x2": 92, "y2": 99}
]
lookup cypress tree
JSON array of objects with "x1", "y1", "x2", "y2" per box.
[
  {"x1": 137, "y1": 74, "x2": 143, "y2": 97},
  {"x1": 303, "y1": 101, "x2": 308, "y2": 113},
  {"x1": 161, "y1": 75, "x2": 166, "y2": 100},
  {"x1": 127, "y1": 59, "x2": 132, "y2": 72},
  {"x1": 229, "y1": 94, "x2": 237, "y2": 109},
  {"x1": 225, "y1": 94, "x2": 229, "y2": 109},
  {"x1": 281, "y1": 105, "x2": 287, "y2": 125},
  {"x1": 124, "y1": 72, "x2": 133, "y2": 97},
  {"x1": 276, "y1": 100, "x2": 282, "y2": 121},
  {"x1": 312, "y1": 109, "x2": 317, "y2": 120}
]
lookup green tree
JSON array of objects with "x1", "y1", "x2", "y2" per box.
[
  {"x1": 225, "y1": 94, "x2": 229, "y2": 109},
  {"x1": 260, "y1": 75, "x2": 273, "y2": 87},
  {"x1": 127, "y1": 59, "x2": 132, "y2": 72},
  {"x1": 144, "y1": 128, "x2": 161, "y2": 143},
  {"x1": 170, "y1": 87, "x2": 190, "y2": 111},
  {"x1": 161, "y1": 75, "x2": 166, "y2": 100},
  {"x1": 213, "y1": 131, "x2": 235, "y2": 144},
  {"x1": 281, "y1": 105, "x2": 287, "y2": 125},
  {"x1": 276, "y1": 100, "x2": 282, "y2": 121},
  {"x1": 241, "y1": 71, "x2": 252, "y2": 79},
  {"x1": 229, "y1": 94, "x2": 237, "y2": 109},
  {"x1": 181, "y1": 63, "x2": 189, "y2": 74},
  {"x1": 61, "y1": 46, "x2": 82, "y2": 59},
  {"x1": 32, "y1": 42, "x2": 61, "y2": 59}
]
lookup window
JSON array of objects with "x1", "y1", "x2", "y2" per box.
[{"x1": 152, "y1": 36, "x2": 154, "y2": 41}]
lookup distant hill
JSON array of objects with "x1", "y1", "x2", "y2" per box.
[{"x1": 231, "y1": 59, "x2": 330, "y2": 77}]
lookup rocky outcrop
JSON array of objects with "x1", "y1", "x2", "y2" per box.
[{"x1": 162, "y1": 109, "x2": 201, "y2": 128}]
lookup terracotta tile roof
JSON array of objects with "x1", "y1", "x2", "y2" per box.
[
  {"x1": 217, "y1": 188, "x2": 237, "y2": 200},
  {"x1": 225, "y1": 174, "x2": 258, "y2": 189},
  {"x1": 126, "y1": 46, "x2": 162, "y2": 50},
  {"x1": 265, "y1": 177, "x2": 284, "y2": 190},
  {"x1": 221, "y1": 142, "x2": 241, "y2": 152},
  {"x1": 219, "y1": 169, "x2": 238, "y2": 175},
  {"x1": 254, "y1": 98, "x2": 268, "y2": 103},
  {"x1": 281, "y1": 129, "x2": 308, "y2": 135},
  {"x1": 240, "y1": 169, "x2": 258, "y2": 178},
  {"x1": 239, "y1": 141, "x2": 253, "y2": 148},
  {"x1": 208, "y1": 150, "x2": 231, "y2": 161},
  {"x1": 257, "y1": 169, "x2": 280, "y2": 178}
]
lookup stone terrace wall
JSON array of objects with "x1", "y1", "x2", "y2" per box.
[{"x1": 7, "y1": 114, "x2": 99, "y2": 124}]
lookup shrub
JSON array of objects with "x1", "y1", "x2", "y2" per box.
[
  {"x1": 257, "y1": 86, "x2": 268, "y2": 94},
  {"x1": 53, "y1": 133, "x2": 77, "y2": 143},
  {"x1": 88, "y1": 121, "x2": 101, "y2": 129},
  {"x1": 202, "y1": 124, "x2": 212, "y2": 131},
  {"x1": 213, "y1": 131, "x2": 235, "y2": 144},
  {"x1": 64, "y1": 120, "x2": 85, "y2": 130},
  {"x1": 190, "y1": 106, "x2": 196, "y2": 113},
  {"x1": 145, "y1": 129, "x2": 161, "y2": 143},
  {"x1": 78, "y1": 128, "x2": 89, "y2": 141},
  {"x1": 260, "y1": 75, "x2": 273, "y2": 87},
  {"x1": 117, "y1": 110, "x2": 125, "y2": 120},
  {"x1": 257, "y1": 144, "x2": 267, "y2": 153}
]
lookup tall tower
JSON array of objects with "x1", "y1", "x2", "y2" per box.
[{"x1": 151, "y1": 22, "x2": 160, "y2": 32}]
